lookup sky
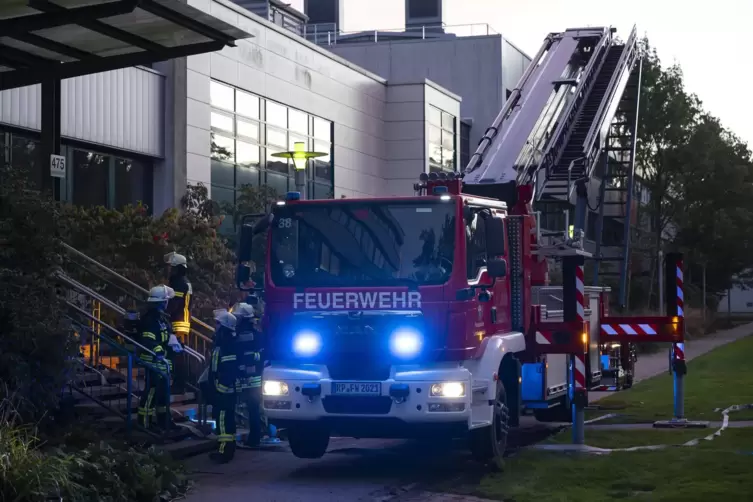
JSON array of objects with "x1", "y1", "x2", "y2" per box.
[{"x1": 288, "y1": 0, "x2": 752, "y2": 147}]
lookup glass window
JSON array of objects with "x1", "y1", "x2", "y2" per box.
[
  {"x1": 210, "y1": 81, "x2": 234, "y2": 111},
  {"x1": 72, "y1": 150, "x2": 110, "y2": 208},
  {"x1": 429, "y1": 144, "x2": 442, "y2": 167},
  {"x1": 289, "y1": 134, "x2": 309, "y2": 151},
  {"x1": 441, "y1": 130, "x2": 455, "y2": 150},
  {"x1": 428, "y1": 125, "x2": 441, "y2": 145},
  {"x1": 236, "y1": 90, "x2": 259, "y2": 119},
  {"x1": 236, "y1": 140, "x2": 260, "y2": 167},
  {"x1": 313, "y1": 117, "x2": 332, "y2": 142},
  {"x1": 210, "y1": 184, "x2": 235, "y2": 234},
  {"x1": 442, "y1": 112, "x2": 455, "y2": 131},
  {"x1": 288, "y1": 109, "x2": 308, "y2": 135},
  {"x1": 211, "y1": 159, "x2": 235, "y2": 188},
  {"x1": 313, "y1": 140, "x2": 331, "y2": 181},
  {"x1": 113, "y1": 157, "x2": 150, "y2": 209},
  {"x1": 236, "y1": 165, "x2": 259, "y2": 188},
  {"x1": 266, "y1": 100, "x2": 287, "y2": 128},
  {"x1": 211, "y1": 111, "x2": 234, "y2": 134},
  {"x1": 266, "y1": 147, "x2": 289, "y2": 174},
  {"x1": 237, "y1": 118, "x2": 260, "y2": 142},
  {"x1": 312, "y1": 182, "x2": 332, "y2": 200},
  {"x1": 266, "y1": 126, "x2": 287, "y2": 148},
  {"x1": 265, "y1": 170, "x2": 290, "y2": 194},
  {"x1": 442, "y1": 148, "x2": 455, "y2": 171},
  {"x1": 428, "y1": 106, "x2": 442, "y2": 127},
  {"x1": 466, "y1": 214, "x2": 488, "y2": 280},
  {"x1": 211, "y1": 133, "x2": 235, "y2": 162}
]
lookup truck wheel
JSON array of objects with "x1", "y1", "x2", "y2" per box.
[
  {"x1": 288, "y1": 424, "x2": 330, "y2": 459},
  {"x1": 469, "y1": 380, "x2": 508, "y2": 468}
]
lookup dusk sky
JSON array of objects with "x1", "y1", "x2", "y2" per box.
[{"x1": 289, "y1": 0, "x2": 752, "y2": 147}]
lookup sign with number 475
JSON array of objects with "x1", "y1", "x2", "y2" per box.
[{"x1": 50, "y1": 154, "x2": 66, "y2": 178}]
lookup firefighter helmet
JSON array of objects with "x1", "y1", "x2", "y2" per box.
[
  {"x1": 147, "y1": 285, "x2": 175, "y2": 302},
  {"x1": 232, "y1": 302, "x2": 256, "y2": 319},
  {"x1": 164, "y1": 252, "x2": 188, "y2": 268},
  {"x1": 214, "y1": 309, "x2": 237, "y2": 330}
]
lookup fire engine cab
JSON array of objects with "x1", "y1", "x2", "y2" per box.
[{"x1": 236, "y1": 26, "x2": 684, "y2": 464}]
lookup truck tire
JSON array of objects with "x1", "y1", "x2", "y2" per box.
[
  {"x1": 468, "y1": 380, "x2": 508, "y2": 468},
  {"x1": 288, "y1": 423, "x2": 330, "y2": 459}
]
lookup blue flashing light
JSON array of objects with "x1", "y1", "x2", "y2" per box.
[
  {"x1": 292, "y1": 330, "x2": 322, "y2": 357},
  {"x1": 286, "y1": 191, "x2": 301, "y2": 201},
  {"x1": 601, "y1": 355, "x2": 611, "y2": 371},
  {"x1": 389, "y1": 327, "x2": 423, "y2": 359},
  {"x1": 432, "y1": 185, "x2": 449, "y2": 195}
]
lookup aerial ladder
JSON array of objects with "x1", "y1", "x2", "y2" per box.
[{"x1": 458, "y1": 26, "x2": 672, "y2": 402}]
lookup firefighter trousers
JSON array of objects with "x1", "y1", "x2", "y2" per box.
[
  {"x1": 212, "y1": 391, "x2": 237, "y2": 462},
  {"x1": 241, "y1": 387, "x2": 262, "y2": 447},
  {"x1": 138, "y1": 371, "x2": 169, "y2": 429}
]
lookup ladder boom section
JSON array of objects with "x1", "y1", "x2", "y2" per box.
[{"x1": 463, "y1": 27, "x2": 612, "y2": 191}]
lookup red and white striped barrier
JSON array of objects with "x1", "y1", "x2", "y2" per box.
[
  {"x1": 676, "y1": 260, "x2": 684, "y2": 318},
  {"x1": 674, "y1": 342, "x2": 685, "y2": 361},
  {"x1": 601, "y1": 323, "x2": 659, "y2": 336},
  {"x1": 572, "y1": 263, "x2": 587, "y2": 391},
  {"x1": 536, "y1": 331, "x2": 552, "y2": 345}
]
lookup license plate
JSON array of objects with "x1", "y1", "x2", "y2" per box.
[{"x1": 331, "y1": 382, "x2": 381, "y2": 395}]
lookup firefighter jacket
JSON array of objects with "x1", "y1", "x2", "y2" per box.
[
  {"x1": 210, "y1": 327, "x2": 240, "y2": 395},
  {"x1": 235, "y1": 318, "x2": 263, "y2": 391},
  {"x1": 138, "y1": 309, "x2": 174, "y2": 372},
  {"x1": 168, "y1": 273, "x2": 193, "y2": 335}
]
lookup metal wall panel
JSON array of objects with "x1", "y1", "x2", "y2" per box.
[{"x1": 0, "y1": 67, "x2": 165, "y2": 157}]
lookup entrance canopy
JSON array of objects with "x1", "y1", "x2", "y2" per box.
[{"x1": 0, "y1": 0, "x2": 252, "y2": 91}]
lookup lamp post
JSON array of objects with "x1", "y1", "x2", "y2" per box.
[{"x1": 271, "y1": 142, "x2": 327, "y2": 199}]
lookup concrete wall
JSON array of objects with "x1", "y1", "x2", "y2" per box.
[
  {"x1": 0, "y1": 66, "x2": 165, "y2": 157},
  {"x1": 186, "y1": 0, "x2": 392, "y2": 199},
  {"x1": 329, "y1": 35, "x2": 529, "y2": 150},
  {"x1": 382, "y1": 79, "x2": 461, "y2": 195}
]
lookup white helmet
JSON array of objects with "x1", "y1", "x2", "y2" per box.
[
  {"x1": 231, "y1": 302, "x2": 256, "y2": 319},
  {"x1": 147, "y1": 285, "x2": 175, "y2": 302},
  {"x1": 213, "y1": 309, "x2": 237, "y2": 330},
  {"x1": 164, "y1": 252, "x2": 188, "y2": 268}
]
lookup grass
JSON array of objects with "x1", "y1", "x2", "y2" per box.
[
  {"x1": 438, "y1": 334, "x2": 753, "y2": 501},
  {"x1": 471, "y1": 434, "x2": 753, "y2": 501},
  {"x1": 590, "y1": 334, "x2": 753, "y2": 423}
]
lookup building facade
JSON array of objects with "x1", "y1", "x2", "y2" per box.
[{"x1": 0, "y1": 0, "x2": 530, "y2": 220}]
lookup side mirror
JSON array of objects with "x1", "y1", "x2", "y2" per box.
[
  {"x1": 487, "y1": 257, "x2": 507, "y2": 278},
  {"x1": 484, "y1": 216, "x2": 506, "y2": 256}
]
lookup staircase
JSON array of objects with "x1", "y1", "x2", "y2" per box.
[{"x1": 57, "y1": 243, "x2": 217, "y2": 445}]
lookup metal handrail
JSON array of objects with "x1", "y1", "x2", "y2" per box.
[
  {"x1": 582, "y1": 25, "x2": 639, "y2": 167},
  {"x1": 67, "y1": 302, "x2": 157, "y2": 357},
  {"x1": 61, "y1": 242, "x2": 215, "y2": 337},
  {"x1": 59, "y1": 271, "x2": 206, "y2": 364}
]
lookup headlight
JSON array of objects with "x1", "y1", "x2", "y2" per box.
[
  {"x1": 263, "y1": 380, "x2": 289, "y2": 396},
  {"x1": 292, "y1": 330, "x2": 322, "y2": 357},
  {"x1": 430, "y1": 382, "x2": 466, "y2": 398},
  {"x1": 389, "y1": 327, "x2": 423, "y2": 359}
]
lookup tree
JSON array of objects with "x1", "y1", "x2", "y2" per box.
[{"x1": 632, "y1": 39, "x2": 753, "y2": 306}]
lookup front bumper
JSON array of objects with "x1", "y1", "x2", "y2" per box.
[{"x1": 262, "y1": 364, "x2": 472, "y2": 437}]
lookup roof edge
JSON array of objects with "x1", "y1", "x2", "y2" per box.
[{"x1": 213, "y1": 0, "x2": 388, "y2": 86}]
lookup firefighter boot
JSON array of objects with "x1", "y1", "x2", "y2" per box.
[{"x1": 210, "y1": 439, "x2": 236, "y2": 464}]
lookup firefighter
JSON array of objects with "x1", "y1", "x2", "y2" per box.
[
  {"x1": 137, "y1": 285, "x2": 177, "y2": 430},
  {"x1": 165, "y1": 252, "x2": 192, "y2": 394},
  {"x1": 209, "y1": 309, "x2": 239, "y2": 463},
  {"x1": 233, "y1": 302, "x2": 264, "y2": 447}
]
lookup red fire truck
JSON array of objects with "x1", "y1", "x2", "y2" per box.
[{"x1": 236, "y1": 26, "x2": 685, "y2": 464}]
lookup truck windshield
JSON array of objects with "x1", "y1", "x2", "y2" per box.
[{"x1": 270, "y1": 200, "x2": 457, "y2": 287}]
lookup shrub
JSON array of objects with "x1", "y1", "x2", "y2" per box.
[
  {"x1": 58, "y1": 184, "x2": 237, "y2": 320},
  {"x1": 0, "y1": 165, "x2": 76, "y2": 421},
  {"x1": 0, "y1": 407, "x2": 189, "y2": 501}
]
